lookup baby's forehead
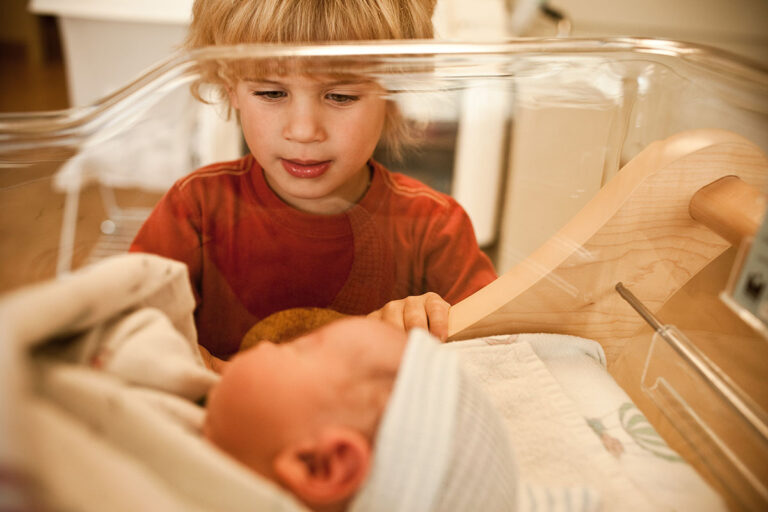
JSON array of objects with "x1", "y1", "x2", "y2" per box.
[
  {"x1": 317, "y1": 317, "x2": 400, "y2": 345},
  {"x1": 317, "y1": 318, "x2": 406, "y2": 374}
]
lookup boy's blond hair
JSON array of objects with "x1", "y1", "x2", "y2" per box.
[{"x1": 185, "y1": 0, "x2": 437, "y2": 159}]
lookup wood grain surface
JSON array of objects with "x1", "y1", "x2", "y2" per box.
[{"x1": 449, "y1": 129, "x2": 768, "y2": 366}]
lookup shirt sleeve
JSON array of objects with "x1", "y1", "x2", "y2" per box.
[
  {"x1": 129, "y1": 184, "x2": 203, "y2": 304},
  {"x1": 420, "y1": 200, "x2": 498, "y2": 304}
]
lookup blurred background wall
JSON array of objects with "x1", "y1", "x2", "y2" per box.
[{"x1": 542, "y1": 0, "x2": 768, "y2": 67}]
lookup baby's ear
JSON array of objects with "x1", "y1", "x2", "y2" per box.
[{"x1": 273, "y1": 427, "x2": 371, "y2": 506}]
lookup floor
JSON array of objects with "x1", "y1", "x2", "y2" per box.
[
  {"x1": 0, "y1": 17, "x2": 69, "y2": 113},
  {"x1": 0, "y1": 23, "x2": 162, "y2": 293}
]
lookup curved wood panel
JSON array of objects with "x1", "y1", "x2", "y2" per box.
[{"x1": 448, "y1": 129, "x2": 768, "y2": 365}]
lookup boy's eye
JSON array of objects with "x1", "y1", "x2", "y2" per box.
[
  {"x1": 326, "y1": 93, "x2": 359, "y2": 104},
  {"x1": 252, "y1": 90, "x2": 286, "y2": 100}
]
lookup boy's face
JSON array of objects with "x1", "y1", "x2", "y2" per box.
[
  {"x1": 230, "y1": 74, "x2": 388, "y2": 215},
  {"x1": 204, "y1": 317, "x2": 406, "y2": 479}
]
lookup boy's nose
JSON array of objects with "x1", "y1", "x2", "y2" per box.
[{"x1": 282, "y1": 104, "x2": 326, "y2": 143}]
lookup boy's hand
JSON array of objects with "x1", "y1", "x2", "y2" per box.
[
  {"x1": 367, "y1": 292, "x2": 450, "y2": 342},
  {"x1": 198, "y1": 344, "x2": 229, "y2": 374}
]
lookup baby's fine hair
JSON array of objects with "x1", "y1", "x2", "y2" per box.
[{"x1": 185, "y1": 0, "x2": 437, "y2": 159}]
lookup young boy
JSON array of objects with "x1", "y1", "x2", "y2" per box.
[{"x1": 130, "y1": 0, "x2": 497, "y2": 360}]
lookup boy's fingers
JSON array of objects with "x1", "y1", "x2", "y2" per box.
[
  {"x1": 402, "y1": 295, "x2": 429, "y2": 332},
  {"x1": 369, "y1": 294, "x2": 449, "y2": 341},
  {"x1": 374, "y1": 300, "x2": 406, "y2": 330},
  {"x1": 424, "y1": 293, "x2": 449, "y2": 342}
]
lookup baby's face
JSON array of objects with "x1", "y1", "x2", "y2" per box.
[{"x1": 204, "y1": 317, "x2": 407, "y2": 479}]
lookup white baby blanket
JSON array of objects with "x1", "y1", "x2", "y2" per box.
[
  {"x1": 0, "y1": 254, "x2": 307, "y2": 512},
  {"x1": 451, "y1": 335, "x2": 723, "y2": 511},
  {"x1": 452, "y1": 338, "x2": 651, "y2": 510}
]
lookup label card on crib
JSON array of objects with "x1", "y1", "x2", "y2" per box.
[{"x1": 724, "y1": 212, "x2": 768, "y2": 339}]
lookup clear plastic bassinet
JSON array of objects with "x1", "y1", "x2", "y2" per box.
[{"x1": 1, "y1": 38, "x2": 767, "y2": 510}]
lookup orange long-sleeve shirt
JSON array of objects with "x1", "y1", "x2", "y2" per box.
[{"x1": 131, "y1": 156, "x2": 496, "y2": 357}]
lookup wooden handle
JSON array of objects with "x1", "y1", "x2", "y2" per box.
[{"x1": 689, "y1": 176, "x2": 767, "y2": 245}]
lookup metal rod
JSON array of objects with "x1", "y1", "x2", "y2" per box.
[
  {"x1": 615, "y1": 282, "x2": 664, "y2": 332},
  {"x1": 615, "y1": 281, "x2": 768, "y2": 442}
]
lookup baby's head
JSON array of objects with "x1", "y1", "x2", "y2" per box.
[
  {"x1": 205, "y1": 317, "x2": 407, "y2": 510},
  {"x1": 206, "y1": 316, "x2": 519, "y2": 511}
]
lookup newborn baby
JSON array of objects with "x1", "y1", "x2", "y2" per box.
[{"x1": 204, "y1": 317, "x2": 518, "y2": 512}]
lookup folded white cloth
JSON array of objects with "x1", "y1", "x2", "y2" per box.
[
  {"x1": 76, "y1": 306, "x2": 216, "y2": 400},
  {"x1": 0, "y1": 254, "x2": 307, "y2": 512},
  {"x1": 451, "y1": 336, "x2": 656, "y2": 511},
  {"x1": 0, "y1": 253, "x2": 216, "y2": 400},
  {"x1": 0, "y1": 253, "x2": 197, "y2": 349}
]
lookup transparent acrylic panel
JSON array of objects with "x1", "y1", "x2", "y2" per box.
[
  {"x1": 642, "y1": 325, "x2": 768, "y2": 511},
  {"x1": 2, "y1": 38, "x2": 767, "y2": 287}
]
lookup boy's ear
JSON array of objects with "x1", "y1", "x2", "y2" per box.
[{"x1": 273, "y1": 427, "x2": 371, "y2": 506}]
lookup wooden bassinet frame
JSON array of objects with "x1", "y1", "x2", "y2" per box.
[{"x1": 448, "y1": 129, "x2": 768, "y2": 365}]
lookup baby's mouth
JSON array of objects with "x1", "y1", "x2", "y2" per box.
[{"x1": 280, "y1": 158, "x2": 332, "y2": 179}]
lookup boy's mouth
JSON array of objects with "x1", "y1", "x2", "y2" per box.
[{"x1": 281, "y1": 159, "x2": 331, "y2": 179}]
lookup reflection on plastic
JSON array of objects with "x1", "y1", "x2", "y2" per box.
[
  {"x1": 617, "y1": 281, "x2": 768, "y2": 509},
  {"x1": 642, "y1": 325, "x2": 768, "y2": 511},
  {"x1": 1, "y1": 38, "x2": 767, "y2": 290}
]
